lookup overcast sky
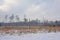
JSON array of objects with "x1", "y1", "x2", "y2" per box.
[{"x1": 0, "y1": 0, "x2": 60, "y2": 22}]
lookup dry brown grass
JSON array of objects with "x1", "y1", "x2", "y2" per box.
[{"x1": 0, "y1": 26, "x2": 60, "y2": 32}]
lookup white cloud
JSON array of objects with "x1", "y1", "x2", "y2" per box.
[
  {"x1": 0, "y1": 0, "x2": 16, "y2": 12},
  {"x1": 24, "y1": 3, "x2": 47, "y2": 20},
  {"x1": 26, "y1": 4, "x2": 40, "y2": 13},
  {"x1": 0, "y1": 0, "x2": 23, "y2": 12},
  {"x1": 0, "y1": 0, "x2": 60, "y2": 21},
  {"x1": 24, "y1": 0, "x2": 60, "y2": 21}
]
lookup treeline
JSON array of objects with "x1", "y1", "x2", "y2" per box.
[
  {"x1": 0, "y1": 14, "x2": 60, "y2": 26},
  {"x1": 0, "y1": 20, "x2": 60, "y2": 26}
]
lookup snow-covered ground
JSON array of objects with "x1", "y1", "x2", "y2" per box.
[{"x1": 0, "y1": 32, "x2": 60, "y2": 40}]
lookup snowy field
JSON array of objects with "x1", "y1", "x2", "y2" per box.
[{"x1": 0, "y1": 32, "x2": 60, "y2": 40}]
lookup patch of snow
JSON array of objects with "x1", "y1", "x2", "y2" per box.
[{"x1": 0, "y1": 32, "x2": 60, "y2": 40}]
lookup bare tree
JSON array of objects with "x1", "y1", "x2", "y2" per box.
[
  {"x1": 9, "y1": 14, "x2": 14, "y2": 22},
  {"x1": 24, "y1": 15, "x2": 28, "y2": 22},
  {"x1": 5, "y1": 15, "x2": 8, "y2": 23},
  {"x1": 29, "y1": 18, "x2": 31, "y2": 28},
  {"x1": 16, "y1": 15, "x2": 20, "y2": 22}
]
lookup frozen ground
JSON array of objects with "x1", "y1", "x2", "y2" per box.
[{"x1": 0, "y1": 32, "x2": 60, "y2": 40}]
